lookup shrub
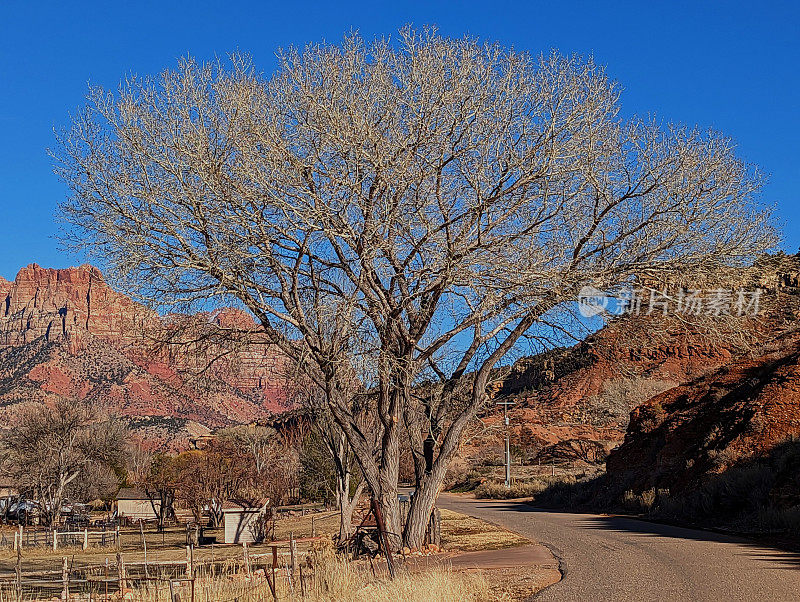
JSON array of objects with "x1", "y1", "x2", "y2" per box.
[
  {"x1": 622, "y1": 488, "x2": 656, "y2": 512},
  {"x1": 474, "y1": 480, "x2": 546, "y2": 499}
]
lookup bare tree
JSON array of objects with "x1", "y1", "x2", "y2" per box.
[
  {"x1": 54, "y1": 28, "x2": 778, "y2": 547},
  {"x1": 172, "y1": 441, "x2": 252, "y2": 527},
  {"x1": 124, "y1": 443, "x2": 154, "y2": 487},
  {"x1": 1, "y1": 399, "x2": 127, "y2": 526},
  {"x1": 218, "y1": 424, "x2": 279, "y2": 474},
  {"x1": 218, "y1": 424, "x2": 300, "y2": 504},
  {"x1": 137, "y1": 453, "x2": 178, "y2": 531},
  {"x1": 299, "y1": 386, "x2": 367, "y2": 541}
]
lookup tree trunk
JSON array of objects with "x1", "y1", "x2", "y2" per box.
[
  {"x1": 377, "y1": 476, "x2": 402, "y2": 551},
  {"x1": 336, "y1": 476, "x2": 364, "y2": 541},
  {"x1": 209, "y1": 503, "x2": 223, "y2": 528},
  {"x1": 325, "y1": 373, "x2": 404, "y2": 551},
  {"x1": 377, "y1": 407, "x2": 402, "y2": 551},
  {"x1": 402, "y1": 462, "x2": 446, "y2": 549},
  {"x1": 336, "y1": 468, "x2": 351, "y2": 540}
]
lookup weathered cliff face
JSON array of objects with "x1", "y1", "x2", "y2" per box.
[
  {"x1": 598, "y1": 264, "x2": 800, "y2": 526},
  {"x1": 475, "y1": 328, "x2": 735, "y2": 464},
  {"x1": 606, "y1": 332, "x2": 800, "y2": 495},
  {"x1": 0, "y1": 264, "x2": 145, "y2": 349},
  {"x1": 474, "y1": 255, "x2": 800, "y2": 465},
  {"x1": 0, "y1": 264, "x2": 288, "y2": 450}
]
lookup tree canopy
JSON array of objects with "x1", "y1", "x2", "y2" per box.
[{"x1": 54, "y1": 27, "x2": 778, "y2": 547}]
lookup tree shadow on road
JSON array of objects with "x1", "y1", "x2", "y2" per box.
[
  {"x1": 456, "y1": 499, "x2": 800, "y2": 570},
  {"x1": 579, "y1": 514, "x2": 800, "y2": 570}
]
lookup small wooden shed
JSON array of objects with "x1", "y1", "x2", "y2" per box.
[
  {"x1": 222, "y1": 499, "x2": 269, "y2": 544},
  {"x1": 116, "y1": 488, "x2": 160, "y2": 521}
]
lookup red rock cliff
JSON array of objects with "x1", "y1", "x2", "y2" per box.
[{"x1": 0, "y1": 264, "x2": 288, "y2": 450}]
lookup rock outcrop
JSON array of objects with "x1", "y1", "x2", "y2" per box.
[
  {"x1": 0, "y1": 264, "x2": 144, "y2": 349},
  {"x1": 606, "y1": 331, "x2": 800, "y2": 494},
  {"x1": 0, "y1": 264, "x2": 288, "y2": 450},
  {"x1": 596, "y1": 259, "x2": 800, "y2": 531},
  {"x1": 475, "y1": 253, "x2": 800, "y2": 465},
  {"x1": 470, "y1": 328, "x2": 736, "y2": 464}
]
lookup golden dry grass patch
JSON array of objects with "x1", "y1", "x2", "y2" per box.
[{"x1": 440, "y1": 508, "x2": 529, "y2": 552}]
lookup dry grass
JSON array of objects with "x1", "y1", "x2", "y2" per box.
[
  {"x1": 274, "y1": 510, "x2": 340, "y2": 541},
  {"x1": 0, "y1": 509, "x2": 529, "y2": 600},
  {"x1": 439, "y1": 508, "x2": 528, "y2": 552},
  {"x1": 353, "y1": 568, "x2": 489, "y2": 602},
  {"x1": 127, "y1": 545, "x2": 489, "y2": 602},
  {"x1": 473, "y1": 480, "x2": 548, "y2": 499}
]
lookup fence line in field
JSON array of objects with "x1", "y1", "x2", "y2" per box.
[
  {"x1": 5, "y1": 525, "x2": 120, "y2": 551},
  {"x1": 0, "y1": 535, "x2": 319, "y2": 601}
]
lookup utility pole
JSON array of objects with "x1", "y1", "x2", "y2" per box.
[{"x1": 496, "y1": 400, "x2": 516, "y2": 488}]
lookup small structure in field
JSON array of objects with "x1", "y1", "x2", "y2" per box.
[
  {"x1": 116, "y1": 488, "x2": 160, "y2": 521},
  {"x1": 222, "y1": 499, "x2": 270, "y2": 544}
]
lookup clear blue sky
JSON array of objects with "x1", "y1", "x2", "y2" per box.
[{"x1": 0, "y1": 1, "x2": 797, "y2": 282}]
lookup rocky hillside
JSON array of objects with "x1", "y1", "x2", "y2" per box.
[
  {"x1": 0, "y1": 264, "x2": 287, "y2": 450},
  {"x1": 592, "y1": 328, "x2": 800, "y2": 536},
  {"x1": 472, "y1": 253, "x2": 800, "y2": 465},
  {"x1": 606, "y1": 330, "x2": 800, "y2": 495},
  {"x1": 590, "y1": 260, "x2": 800, "y2": 534},
  {"x1": 490, "y1": 331, "x2": 734, "y2": 462}
]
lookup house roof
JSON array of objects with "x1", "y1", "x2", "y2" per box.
[
  {"x1": 116, "y1": 488, "x2": 150, "y2": 501},
  {"x1": 221, "y1": 498, "x2": 269, "y2": 512}
]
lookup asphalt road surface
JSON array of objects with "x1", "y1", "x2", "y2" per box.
[{"x1": 438, "y1": 494, "x2": 800, "y2": 601}]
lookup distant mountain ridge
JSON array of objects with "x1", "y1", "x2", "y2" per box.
[{"x1": 0, "y1": 264, "x2": 288, "y2": 450}]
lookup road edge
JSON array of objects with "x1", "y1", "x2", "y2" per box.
[{"x1": 437, "y1": 493, "x2": 564, "y2": 598}]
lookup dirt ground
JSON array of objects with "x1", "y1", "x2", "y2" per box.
[{"x1": 0, "y1": 506, "x2": 558, "y2": 600}]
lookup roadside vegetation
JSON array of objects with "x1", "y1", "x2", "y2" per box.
[
  {"x1": 0, "y1": 508, "x2": 536, "y2": 600},
  {"x1": 519, "y1": 440, "x2": 800, "y2": 544},
  {"x1": 448, "y1": 456, "x2": 604, "y2": 502},
  {"x1": 120, "y1": 544, "x2": 490, "y2": 602}
]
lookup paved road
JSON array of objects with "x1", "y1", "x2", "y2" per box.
[{"x1": 438, "y1": 494, "x2": 800, "y2": 601}]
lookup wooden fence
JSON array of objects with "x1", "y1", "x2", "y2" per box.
[
  {"x1": 0, "y1": 536, "x2": 321, "y2": 601},
  {"x1": 0, "y1": 526, "x2": 120, "y2": 551}
]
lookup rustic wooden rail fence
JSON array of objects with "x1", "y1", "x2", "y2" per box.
[
  {"x1": 0, "y1": 534, "x2": 325, "y2": 601},
  {"x1": 2, "y1": 526, "x2": 120, "y2": 551}
]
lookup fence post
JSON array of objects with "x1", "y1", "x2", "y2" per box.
[
  {"x1": 311, "y1": 516, "x2": 315, "y2": 537},
  {"x1": 61, "y1": 556, "x2": 69, "y2": 600},
  {"x1": 290, "y1": 533, "x2": 298, "y2": 576},
  {"x1": 185, "y1": 545, "x2": 193, "y2": 578},
  {"x1": 14, "y1": 542, "x2": 21, "y2": 602},
  {"x1": 242, "y1": 542, "x2": 250, "y2": 576},
  {"x1": 140, "y1": 522, "x2": 149, "y2": 578},
  {"x1": 116, "y1": 550, "x2": 126, "y2": 594},
  {"x1": 270, "y1": 546, "x2": 278, "y2": 602},
  {"x1": 427, "y1": 507, "x2": 442, "y2": 547},
  {"x1": 53, "y1": 528, "x2": 58, "y2": 552}
]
